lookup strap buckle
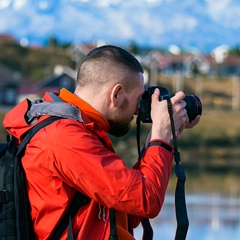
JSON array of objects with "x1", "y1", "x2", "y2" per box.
[{"x1": 0, "y1": 190, "x2": 9, "y2": 203}]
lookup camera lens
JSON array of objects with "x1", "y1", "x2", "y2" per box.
[{"x1": 184, "y1": 95, "x2": 202, "y2": 122}]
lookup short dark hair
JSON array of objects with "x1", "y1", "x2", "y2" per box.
[
  {"x1": 76, "y1": 45, "x2": 144, "y2": 91},
  {"x1": 80, "y1": 45, "x2": 143, "y2": 74}
]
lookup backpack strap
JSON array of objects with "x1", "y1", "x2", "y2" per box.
[
  {"x1": 49, "y1": 191, "x2": 90, "y2": 239},
  {"x1": 13, "y1": 116, "x2": 67, "y2": 240},
  {"x1": 17, "y1": 116, "x2": 90, "y2": 239},
  {"x1": 17, "y1": 116, "x2": 66, "y2": 155},
  {"x1": 108, "y1": 209, "x2": 118, "y2": 240}
]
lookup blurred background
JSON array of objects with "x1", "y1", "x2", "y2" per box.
[{"x1": 1, "y1": 0, "x2": 240, "y2": 239}]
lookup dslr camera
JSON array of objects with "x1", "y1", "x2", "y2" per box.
[{"x1": 139, "y1": 86, "x2": 202, "y2": 123}]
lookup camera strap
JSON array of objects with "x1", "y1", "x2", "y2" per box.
[
  {"x1": 136, "y1": 97, "x2": 189, "y2": 240},
  {"x1": 165, "y1": 96, "x2": 189, "y2": 240}
]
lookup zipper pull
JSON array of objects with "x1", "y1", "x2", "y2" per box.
[{"x1": 98, "y1": 204, "x2": 107, "y2": 222}]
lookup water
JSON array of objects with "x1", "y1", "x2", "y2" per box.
[{"x1": 134, "y1": 193, "x2": 240, "y2": 240}]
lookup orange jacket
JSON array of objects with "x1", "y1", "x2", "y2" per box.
[{"x1": 3, "y1": 88, "x2": 174, "y2": 240}]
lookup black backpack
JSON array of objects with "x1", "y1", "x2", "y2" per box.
[{"x1": 0, "y1": 116, "x2": 89, "y2": 240}]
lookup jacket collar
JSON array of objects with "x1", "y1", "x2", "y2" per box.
[{"x1": 58, "y1": 88, "x2": 110, "y2": 133}]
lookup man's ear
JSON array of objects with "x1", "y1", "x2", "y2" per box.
[{"x1": 110, "y1": 84, "x2": 124, "y2": 107}]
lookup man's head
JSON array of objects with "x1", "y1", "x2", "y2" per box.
[{"x1": 75, "y1": 45, "x2": 145, "y2": 137}]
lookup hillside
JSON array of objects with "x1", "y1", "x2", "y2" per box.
[{"x1": 0, "y1": 42, "x2": 74, "y2": 80}]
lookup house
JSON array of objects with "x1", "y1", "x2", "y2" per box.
[
  {"x1": 213, "y1": 55, "x2": 240, "y2": 76},
  {"x1": 18, "y1": 66, "x2": 77, "y2": 103},
  {"x1": 184, "y1": 53, "x2": 210, "y2": 77},
  {"x1": 35, "y1": 65, "x2": 76, "y2": 94},
  {"x1": 0, "y1": 64, "x2": 21, "y2": 106}
]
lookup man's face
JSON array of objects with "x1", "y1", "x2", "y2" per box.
[{"x1": 108, "y1": 76, "x2": 144, "y2": 137}]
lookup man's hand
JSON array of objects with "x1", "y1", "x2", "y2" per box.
[
  {"x1": 185, "y1": 115, "x2": 201, "y2": 129},
  {"x1": 177, "y1": 115, "x2": 201, "y2": 139},
  {"x1": 150, "y1": 89, "x2": 187, "y2": 143}
]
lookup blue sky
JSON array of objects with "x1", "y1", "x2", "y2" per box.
[{"x1": 0, "y1": 0, "x2": 240, "y2": 53}]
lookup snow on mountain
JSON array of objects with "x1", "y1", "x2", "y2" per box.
[{"x1": 0, "y1": 0, "x2": 239, "y2": 53}]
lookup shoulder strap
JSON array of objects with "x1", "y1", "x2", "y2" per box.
[
  {"x1": 49, "y1": 191, "x2": 90, "y2": 239},
  {"x1": 14, "y1": 116, "x2": 65, "y2": 240},
  {"x1": 17, "y1": 116, "x2": 63, "y2": 156},
  {"x1": 18, "y1": 116, "x2": 90, "y2": 239}
]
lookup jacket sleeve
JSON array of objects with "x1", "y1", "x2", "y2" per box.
[{"x1": 45, "y1": 119, "x2": 174, "y2": 219}]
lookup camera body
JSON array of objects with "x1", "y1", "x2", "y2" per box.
[{"x1": 139, "y1": 86, "x2": 202, "y2": 123}]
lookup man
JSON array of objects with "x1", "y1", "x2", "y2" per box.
[{"x1": 3, "y1": 45, "x2": 200, "y2": 239}]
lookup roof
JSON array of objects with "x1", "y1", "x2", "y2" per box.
[{"x1": 0, "y1": 64, "x2": 21, "y2": 87}]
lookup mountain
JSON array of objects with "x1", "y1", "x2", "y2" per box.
[{"x1": 0, "y1": 0, "x2": 239, "y2": 53}]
